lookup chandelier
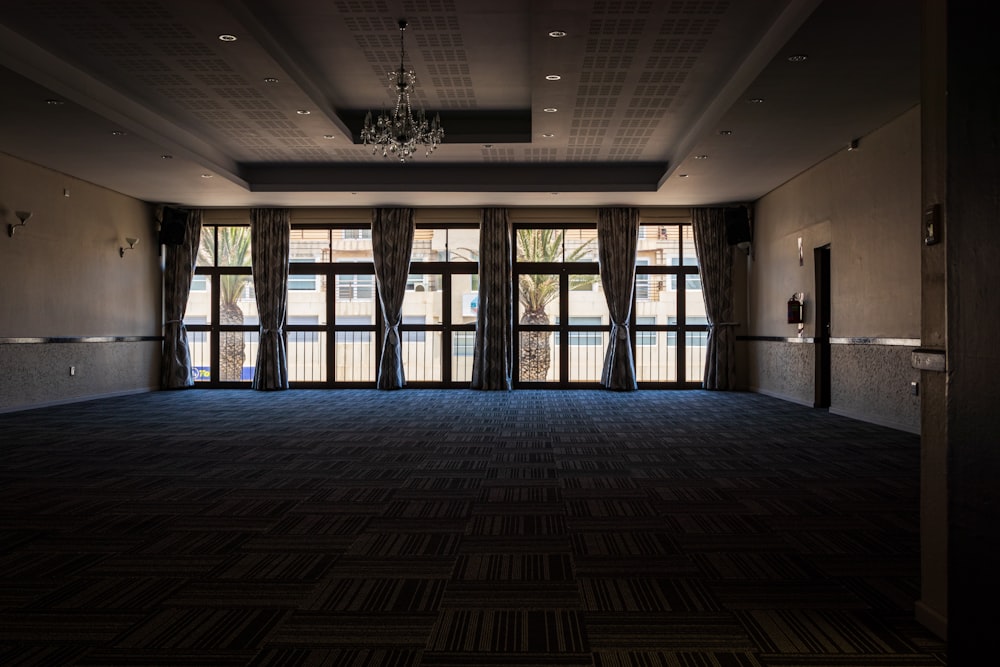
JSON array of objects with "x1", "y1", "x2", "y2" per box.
[{"x1": 361, "y1": 18, "x2": 444, "y2": 162}]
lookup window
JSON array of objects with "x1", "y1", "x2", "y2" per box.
[{"x1": 342, "y1": 228, "x2": 371, "y2": 240}]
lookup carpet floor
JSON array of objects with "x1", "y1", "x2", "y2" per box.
[{"x1": 0, "y1": 389, "x2": 947, "y2": 665}]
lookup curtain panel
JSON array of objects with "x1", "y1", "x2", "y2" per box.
[
  {"x1": 691, "y1": 207, "x2": 737, "y2": 390},
  {"x1": 161, "y1": 209, "x2": 203, "y2": 389},
  {"x1": 372, "y1": 208, "x2": 415, "y2": 390},
  {"x1": 597, "y1": 207, "x2": 640, "y2": 391},
  {"x1": 250, "y1": 208, "x2": 291, "y2": 390},
  {"x1": 471, "y1": 207, "x2": 513, "y2": 390}
]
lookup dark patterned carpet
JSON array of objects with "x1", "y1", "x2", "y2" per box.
[{"x1": 0, "y1": 389, "x2": 946, "y2": 666}]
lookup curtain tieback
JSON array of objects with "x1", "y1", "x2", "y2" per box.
[
  {"x1": 386, "y1": 325, "x2": 401, "y2": 347},
  {"x1": 261, "y1": 328, "x2": 283, "y2": 335}
]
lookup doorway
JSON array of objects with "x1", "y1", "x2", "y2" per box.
[{"x1": 814, "y1": 244, "x2": 831, "y2": 408}]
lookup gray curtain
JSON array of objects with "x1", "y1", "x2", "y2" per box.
[
  {"x1": 471, "y1": 207, "x2": 513, "y2": 390},
  {"x1": 691, "y1": 207, "x2": 736, "y2": 390},
  {"x1": 250, "y1": 208, "x2": 290, "y2": 390},
  {"x1": 372, "y1": 208, "x2": 415, "y2": 390},
  {"x1": 161, "y1": 208, "x2": 203, "y2": 389},
  {"x1": 597, "y1": 207, "x2": 640, "y2": 391}
]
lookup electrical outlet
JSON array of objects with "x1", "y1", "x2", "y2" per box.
[
  {"x1": 70, "y1": 366, "x2": 76, "y2": 376},
  {"x1": 910, "y1": 381, "x2": 919, "y2": 396}
]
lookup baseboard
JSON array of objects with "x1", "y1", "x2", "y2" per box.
[
  {"x1": 915, "y1": 600, "x2": 947, "y2": 640},
  {"x1": 0, "y1": 387, "x2": 157, "y2": 414},
  {"x1": 828, "y1": 406, "x2": 920, "y2": 435},
  {"x1": 748, "y1": 386, "x2": 814, "y2": 407}
]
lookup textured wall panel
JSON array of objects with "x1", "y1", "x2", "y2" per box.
[
  {"x1": 0, "y1": 342, "x2": 160, "y2": 412},
  {"x1": 830, "y1": 344, "x2": 919, "y2": 433},
  {"x1": 746, "y1": 340, "x2": 814, "y2": 406}
]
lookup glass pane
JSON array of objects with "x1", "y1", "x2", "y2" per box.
[
  {"x1": 335, "y1": 274, "x2": 375, "y2": 303},
  {"x1": 197, "y1": 226, "x2": 215, "y2": 267},
  {"x1": 565, "y1": 227, "x2": 598, "y2": 262},
  {"x1": 449, "y1": 228, "x2": 480, "y2": 262},
  {"x1": 451, "y1": 330, "x2": 475, "y2": 382},
  {"x1": 402, "y1": 330, "x2": 442, "y2": 382},
  {"x1": 687, "y1": 280, "x2": 707, "y2": 326},
  {"x1": 452, "y1": 273, "x2": 478, "y2": 325},
  {"x1": 681, "y1": 225, "x2": 698, "y2": 266},
  {"x1": 635, "y1": 272, "x2": 676, "y2": 329},
  {"x1": 568, "y1": 274, "x2": 605, "y2": 319},
  {"x1": 411, "y1": 228, "x2": 445, "y2": 262},
  {"x1": 331, "y1": 228, "x2": 373, "y2": 262},
  {"x1": 519, "y1": 330, "x2": 557, "y2": 382},
  {"x1": 290, "y1": 228, "x2": 331, "y2": 262},
  {"x1": 635, "y1": 331, "x2": 678, "y2": 382},
  {"x1": 186, "y1": 274, "x2": 212, "y2": 325},
  {"x1": 288, "y1": 273, "x2": 327, "y2": 325},
  {"x1": 686, "y1": 331, "x2": 708, "y2": 382},
  {"x1": 189, "y1": 331, "x2": 212, "y2": 383},
  {"x1": 518, "y1": 273, "x2": 560, "y2": 325},
  {"x1": 335, "y1": 329, "x2": 375, "y2": 382},
  {"x1": 568, "y1": 330, "x2": 608, "y2": 382},
  {"x1": 219, "y1": 330, "x2": 257, "y2": 382},
  {"x1": 403, "y1": 274, "x2": 442, "y2": 325},
  {"x1": 517, "y1": 228, "x2": 565, "y2": 262},
  {"x1": 217, "y1": 226, "x2": 252, "y2": 267},
  {"x1": 288, "y1": 331, "x2": 327, "y2": 382},
  {"x1": 637, "y1": 224, "x2": 681, "y2": 267}
]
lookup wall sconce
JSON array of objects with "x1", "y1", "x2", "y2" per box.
[
  {"x1": 119, "y1": 237, "x2": 139, "y2": 257},
  {"x1": 7, "y1": 210, "x2": 31, "y2": 237}
]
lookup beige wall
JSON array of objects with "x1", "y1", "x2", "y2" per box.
[
  {"x1": 745, "y1": 106, "x2": 921, "y2": 430},
  {"x1": 0, "y1": 152, "x2": 161, "y2": 411}
]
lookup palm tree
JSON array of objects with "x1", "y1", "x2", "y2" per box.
[
  {"x1": 516, "y1": 228, "x2": 595, "y2": 380},
  {"x1": 200, "y1": 227, "x2": 252, "y2": 381}
]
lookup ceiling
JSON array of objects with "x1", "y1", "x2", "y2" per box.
[{"x1": 0, "y1": 0, "x2": 920, "y2": 209}]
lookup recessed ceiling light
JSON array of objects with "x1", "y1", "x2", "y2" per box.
[
  {"x1": 201, "y1": 174, "x2": 214, "y2": 178},
  {"x1": 543, "y1": 107, "x2": 557, "y2": 113},
  {"x1": 787, "y1": 54, "x2": 808, "y2": 62},
  {"x1": 160, "y1": 154, "x2": 173, "y2": 159},
  {"x1": 548, "y1": 30, "x2": 567, "y2": 38},
  {"x1": 482, "y1": 144, "x2": 494, "y2": 149},
  {"x1": 323, "y1": 134, "x2": 335, "y2": 139},
  {"x1": 694, "y1": 154, "x2": 708, "y2": 160},
  {"x1": 263, "y1": 77, "x2": 279, "y2": 83},
  {"x1": 296, "y1": 109, "x2": 311, "y2": 115},
  {"x1": 678, "y1": 174, "x2": 689, "y2": 178},
  {"x1": 111, "y1": 130, "x2": 127, "y2": 136},
  {"x1": 218, "y1": 34, "x2": 237, "y2": 42},
  {"x1": 45, "y1": 99, "x2": 64, "y2": 106},
  {"x1": 718, "y1": 130, "x2": 733, "y2": 136},
  {"x1": 542, "y1": 133, "x2": 555, "y2": 138},
  {"x1": 747, "y1": 97, "x2": 765, "y2": 104},
  {"x1": 545, "y1": 74, "x2": 561, "y2": 81}
]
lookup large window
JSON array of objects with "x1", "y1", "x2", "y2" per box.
[
  {"x1": 186, "y1": 225, "x2": 257, "y2": 384},
  {"x1": 185, "y1": 216, "x2": 703, "y2": 388},
  {"x1": 633, "y1": 223, "x2": 707, "y2": 384},
  {"x1": 188, "y1": 220, "x2": 478, "y2": 387}
]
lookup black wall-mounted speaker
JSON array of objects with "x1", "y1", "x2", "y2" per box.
[
  {"x1": 159, "y1": 207, "x2": 188, "y2": 245},
  {"x1": 724, "y1": 206, "x2": 751, "y2": 246}
]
